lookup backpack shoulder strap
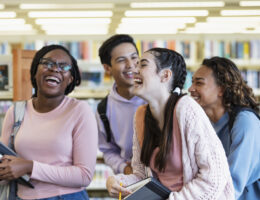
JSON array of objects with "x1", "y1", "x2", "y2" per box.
[
  {"x1": 97, "y1": 96, "x2": 112, "y2": 143},
  {"x1": 9, "y1": 101, "x2": 27, "y2": 150}
]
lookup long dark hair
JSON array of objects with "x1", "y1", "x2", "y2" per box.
[
  {"x1": 140, "y1": 48, "x2": 187, "y2": 172},
  {"x1": 202, "y1": 57, "x2": 259, "y2": 115},
  {"x1": 30, "y1": 44, "x2": 81, "y2": 97}
]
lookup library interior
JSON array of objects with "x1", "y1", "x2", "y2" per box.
[{"x1": 0, "y1": 0, "x2": 259, "y2": 200}]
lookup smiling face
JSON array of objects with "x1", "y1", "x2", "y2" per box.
[
  {"x1": 34, "y1": 49, "x2": 73, "y2": 98},
  {"x1": 133, "y1": 52, "x2": 163, "y2": 99},
  {"x1": 188, "y1": 65, "x2": 223, "y2": 110},
  {"x1": 105, "y1": 42, "x2": 139, "y2": 89}
]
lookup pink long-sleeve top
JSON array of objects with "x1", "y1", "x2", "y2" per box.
[{"x1": 1, "y1": 96, "x2": 98, "y2": 199}]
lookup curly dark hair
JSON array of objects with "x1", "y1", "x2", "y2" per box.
[
  {"x1": 141, "y1": 48, "x2": 187, "y2": 172},
  {"x1": 30, "y1": 44, "x2": 81, "y2": 97},
  {"x1": 202, "y1": 56, "x2": 259, "y2": 114}
]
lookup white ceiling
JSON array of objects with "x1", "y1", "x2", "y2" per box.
[{"x1": 0, "y1": 0, "x2": 260, "y2": 39}]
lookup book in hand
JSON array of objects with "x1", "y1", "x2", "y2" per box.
[
  {"x1": 124, "y1": 177, "x2": 171, "y2": 200},
  {"x1": 0, "y1": 141, "x2": 34, "y2": 188}
]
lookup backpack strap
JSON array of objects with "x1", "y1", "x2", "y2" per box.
[
  {"x1": 97, "y1": 96, "x2": 113, "y2": 143},
  {"x1": 9, "y1": 101, "x2": 27, "y2": 150}
]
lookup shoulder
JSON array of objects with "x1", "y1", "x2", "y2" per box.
[
  {"x1": 175, "y1": 95, "x2": 206, "y2": 119},
  {"x1": 64, "y1": 96, "x2": 93, "y2": 114},
  {"x1": 232, "y1": 110, "x2": 260, "y2": 134},
  {"x1": 136, "y1": 104, "x2": 147, "y2": 115}
]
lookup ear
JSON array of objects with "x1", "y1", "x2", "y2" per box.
[
  {"x1": 218, "y1": 86, "x2": 224, "y2": 97},
  {"x1": 68, "y1": 75, "x2": 73, "y2": 85},
  {"x1": 160, "y1": 69, "x2": 172, "y2": 83},
  {"x1": 103, "y1": 64, "x2": 112, "y2": 76}
]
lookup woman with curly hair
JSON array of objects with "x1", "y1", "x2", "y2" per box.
[
  {"x1": 106, "y1": 48, "x2": 234, "y2": 200},
  {"x1": 189, "y1": 56, "x2": 260, "y2": 200}
]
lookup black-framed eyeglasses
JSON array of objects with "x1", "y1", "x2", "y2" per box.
[{"x1": 39, "y1": 58, "x2": 72, "y2": 73}]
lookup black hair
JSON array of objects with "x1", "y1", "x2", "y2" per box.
[
  {"x1": 202, "y1": 56, "x2": 259, "y2": 114},
  {"x1": 30, "y1": 44, "x2": 81, "y2": 97},
  {"x1": 141, "y1": 48, "x2": 187, "y2": 172},
  {"x1": 98, "y1": 34, "x2": 138, "y2": 66}
]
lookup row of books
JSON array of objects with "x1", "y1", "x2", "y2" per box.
[
  {"x1": 204, "y1": 40, "x2": 260, "y2": 60},
  {"x1": 241, "y1": 70, "x2": 260, "y2": 89},
  {"x1": 22, "y1": 40, "x2": 198, "y2": 62}
]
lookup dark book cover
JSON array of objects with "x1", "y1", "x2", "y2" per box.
[
  {"x1": 124, "y1": 177, "x2": 171, "y2": 200},
  {"x1": 0, "y1": 64, "x2": 8, "y2": 91}
]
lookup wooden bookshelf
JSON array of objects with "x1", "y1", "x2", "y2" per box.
[{"x1": 12, "y1": 49, "x2": 36, "y2": 101}]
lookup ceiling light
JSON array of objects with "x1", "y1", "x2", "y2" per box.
[
  {"x1": 28, "y1": 11, "x2": 113, "y2": 18},
  {"x1": 0, "y1": 12, "x2": 16, "y2": 18},
  {"x1": 0, "y1": 24, "x2": 33, "y2": 31},
  {"x1": 41, "y1": 24, "x2": 109, "y2": 30},
  {"x1": 118, "y1": 23, "x2": 186, "y2": 29},
  {"x1": 116, "y1": 28, "x2": 178, "y2": 34},
  {"x1": 240, "y1": 1, "x2": 260, "y2": 6},
  {"x1": 0, "y1": 4, "x2": 4, "y2": 9},
  {"x1": 0, "y1": 19, "x2": 25, "y2": 25},
  {"x1": 0, "y1": 30, "x2": 36, "y2": 35},
  {"x1": 183, "y1": 27, "x2": 241, "y2": 34},
  {"x1": 221, "y1": 10, "x2": 260, "y2": 16},
  {"x1": 121, "y1": 17, "x2": 196, "y2": 23},
  {"x1": 45, "y1": 29, "x2": 108, "y2": 35},
  {"x1": 125, "y1": 10, "x2": 208, "y2": 17},
  {"x1": 20, "y1": 3, "x2": 114, "y2": 9},
  {"x1": 35, "y1": 18, "x2": 111, "y2": 25},
  {"x1": 131, "y1": 1, "x2": 224, "y2": 8},
  {"x1": 207, "y1": 16, "x2": 260, "y2": 22}
]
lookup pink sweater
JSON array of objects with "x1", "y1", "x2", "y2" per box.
[
  {"x1": 115, "y1": 96, "x2": 235, "y2": 200},
  {"x1": 1, "y1": 96, "x2": 98, "y2": 199}
]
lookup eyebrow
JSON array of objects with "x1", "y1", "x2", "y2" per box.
[
  {"x1": 140, "y1": 58, "x2": 149, "y2": 63},
  {"x1": 192, "y1": 77, "x2": 205, "y2": 81}
]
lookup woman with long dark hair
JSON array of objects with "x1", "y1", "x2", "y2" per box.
[{"x1": 106, "y1": 48, "x2": 234, "y2": 200}]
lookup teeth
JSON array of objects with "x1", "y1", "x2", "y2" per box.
[
  {"x1": 134, "y1": 78, "x2": 142, "y2": 83},
  {"x1": 46, "y1": 76, "x2": 60, "y2": 83},
  {"x1": 126, "y1": 71, "x2": 133, "y2": 75}
]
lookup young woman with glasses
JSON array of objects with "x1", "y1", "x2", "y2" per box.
[{"x1": 0, "y1": 45, "x2": 98, "y2": 200}]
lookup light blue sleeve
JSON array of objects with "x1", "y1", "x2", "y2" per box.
[{"x1": 229, "y1": 111, "x2": 260, "y2": 199}]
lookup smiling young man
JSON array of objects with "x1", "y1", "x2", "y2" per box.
[{"x1": 97, "y1": 34, "x2": 146, "y2": 174}]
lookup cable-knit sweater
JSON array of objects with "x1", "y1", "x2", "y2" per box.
[{"x1": 115, "y1": 95, "x2": 235, "y2": 200}]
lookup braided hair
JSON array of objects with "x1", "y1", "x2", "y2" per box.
[
  {"x1": 30, "y1": 44, "x2": 81, "y2": 97},
  {"x1": 140, "y1": 48, "x2": 187, "y2": 172}
]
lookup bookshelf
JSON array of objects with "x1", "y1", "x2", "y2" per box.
[{"x1": 0, "y1": 37, "x2": 259, "y2": 199}]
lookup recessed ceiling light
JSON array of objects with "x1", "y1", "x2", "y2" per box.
[
  {"x1": 221, "y1": 10, "x2": 260, "y2": 16},
  {"x1": 131, "y1": 1, "x2": 224, "y2": 8},
  {"x1": 28, "y1": 11, "x2": 113, "y2": 18},
  {"x1": 125, "y1": 10, "x2": 208, "y2": 17},
  {"x1": 240, "y1": 1, "x2": 260, "y2": 6},
  {"x1": 0, "y1": 12, "x2": 16, "y2": 18},
  {"x1": 20, "y1": 3, "x2": 114, "y2": 9}
]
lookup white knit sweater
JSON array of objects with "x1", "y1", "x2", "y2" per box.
[{"x1": 115, "y1": 96, "x2": 235, "y2": 200}]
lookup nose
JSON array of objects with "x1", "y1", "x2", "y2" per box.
[
  {"x1": 49, "y1": 63, "x2": 60, "y2": 72},
  {"x1": 188, "y1": 84, "x2": 195, "y2": 93},
  {"x1": 126, "y1": 59, "x2": 136, "y2": 69}
]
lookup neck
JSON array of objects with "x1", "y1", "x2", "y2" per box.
[
  {"x1": 116, "y1": 86, "x2": 135, "y2": 100},
  {"x1": 33, "y1": 94, "x2": 65, "y2": 113},
  {"x1": 148, "y1": 91, "x2": 170, "y2": 130},
  {"x1": 204, "y1": 105, "x2": 226, "y2": 123}
]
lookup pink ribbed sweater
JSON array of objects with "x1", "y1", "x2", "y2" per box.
[{"x1": 115, "y1": 95, "x2": 235, "y2": 200}]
